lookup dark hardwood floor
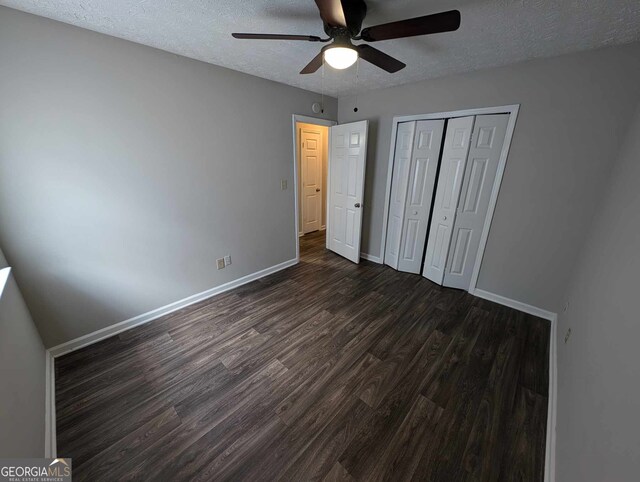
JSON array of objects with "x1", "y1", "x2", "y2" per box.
[{"x1": 55, "y1": 230, "x2": 549, "y2": 481}]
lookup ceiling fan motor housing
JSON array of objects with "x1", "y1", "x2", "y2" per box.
[
  {"x1": 323, "y1": 30, "x2": 355, "y2": 52},
  {"x1": 323, "y1": 0, "x2": 367, "y2": 38}
]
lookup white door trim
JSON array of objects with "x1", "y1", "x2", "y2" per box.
[
  {"x1": 381, "y1": 104, "x2": 520, "y2": 293},
  {"x1": 292, "y1": 115, "x2": 337, "y2": 261}
]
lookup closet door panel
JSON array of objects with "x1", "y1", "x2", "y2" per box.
[
  {"x1": 423, "y1": 116, "x2": 475, "y2": 285},
  {"x1": 384, "y1": 121, "x2": 416, "y2": 269},
  {"x1": 444, "y1": 114, "x2": 510, "y2": 290},
  {"x1": 398, "y1": 119, "x2": 445, "y2": 273}
]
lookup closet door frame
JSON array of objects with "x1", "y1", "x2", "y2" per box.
[{"x1": 380, "y1": 104, "x2": 519, "y2": 293}]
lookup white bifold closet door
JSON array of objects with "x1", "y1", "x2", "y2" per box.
[
  {"x1": 385, "y1": 120, "x2": 445, "y2": 273},
  {"x1": 422, "y1": 116, "x2": 475, "y2": 284},
  {"x1": 443, "y1": 114, "x2": 509, "y2": 289},
  {"x1": 385, "y1": 122, "x2": 416, "y2": 269}
]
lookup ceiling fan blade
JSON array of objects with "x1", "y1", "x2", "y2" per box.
[
  {"x1": 300, "y1": 51, "x2": 324, "y2": 74},
  {"x1": 314, "y1": 0, "x2": 347, "y2": 27},
  {"x1": 232, "y1": 33, "x2": 322, "y2": 42},
  {"x1": 356, "y1": 45, "x2": 405, "y2": 73},
  {"x1": 360, "y1": 10, "x2": 461, "y2": 42}
]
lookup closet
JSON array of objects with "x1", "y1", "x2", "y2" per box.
[{"x1": 384, "y1": 112, "x2": 510, "y2": 291}]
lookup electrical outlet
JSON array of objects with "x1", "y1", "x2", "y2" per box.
[
  {"x1": 281, "y1": 179, "x2": 287, "y2": 190},
  {"x1": 224, "y1": 255, "x2": 232, "y2": 266},
  {"x1": 216, "y1": 258, "x2": 225, "y2": 270},
  {"x1": 564, "y1": 328, "x2": 572, "y2": 344}
]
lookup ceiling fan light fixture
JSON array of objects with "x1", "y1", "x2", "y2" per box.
[{"x1": 324, "y1": 46, "x2": 358, "y2": 70}]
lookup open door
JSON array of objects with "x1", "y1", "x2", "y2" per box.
[{"x1": 327, "y1": 120, "x2": 369, "y2": 263}]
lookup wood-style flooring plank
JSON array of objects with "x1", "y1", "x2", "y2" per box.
[{"x1": 55, "y1": 230, "x2": 550, "y2": 481}]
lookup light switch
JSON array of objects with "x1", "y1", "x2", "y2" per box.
[
  {"x1": 281, "y1": 179, "x2": 287, "y2": 190},
  {"x1": 216, "y1": 258, "x2": 225, "y2": 270},
  {"x1": 224, "y1": 255, "x2": 232, "y2": 266}
]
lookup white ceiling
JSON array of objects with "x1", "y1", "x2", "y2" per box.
[{"x1": 2, "y1": 0, "x2": 640, "y2": 97}]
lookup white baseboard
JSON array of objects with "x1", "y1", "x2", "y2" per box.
[
  {"x1": 471, "y1": 288, "x2": 557, "y2": 482},
  {"x1": 471, "y1": 288, "x2": 556, "y2": 321},
  {"x1": 300, "y1": 227, "x2": 326, "y2": 238},
  {"x1": 44, "y1": 257, "x2": 298, "y2": 460},
  {"x1": 48, "y1": 258, "x2": 298, "y2": 358},
  {"x1": 43, "y1": 264, "x2": 556, "y2": 479},
  {"x1": 544, "y1": 312, "x2": 557, "y2": 482},
  {"x1": 360, "y1": 252, "x2": 382, "y2": 264},
  {"x1": 44, "y1": 349, "x2": 56, "y2": 458}
]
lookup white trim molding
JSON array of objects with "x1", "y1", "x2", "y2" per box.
[
  {"x1": 544, "y1": 312, "x2": 558, "y2": 482},
  {"x1": 360, "y1": 252, "x2": 382, "y2": 264},
  {"x1": 44, "y1": 256, "x2": 299, "y2": 462},
  {"x1": 48, "y1": 258, "x2": 297, "y2": 358},
  {"x1": 471, "y1": 288, "x2": 555, "y2": 320},
  {"x1": 300, "y1": 226, "x2": 326, "y2": 238},
  {"x1": 471, "y1": 287, "x2": 557, "y2": 482},
  {"x1": 44, "y1": 349, "x2": 56, "y2": 458}
]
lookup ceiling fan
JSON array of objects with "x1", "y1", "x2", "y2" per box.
[{"x1": 232, "y1": 0, "x2": 460, "y2": 74}]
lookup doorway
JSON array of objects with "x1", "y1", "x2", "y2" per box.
[
  {"x1": 292, "y1": 115, "x2": 336, "y2": 262},
  {"x1": 292, "y1": 115, "x2": 370, "y2": 265},
  {"x1": 297, "y1": 122, "x2": 329, "y2": 236}
]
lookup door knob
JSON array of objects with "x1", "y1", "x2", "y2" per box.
[
  {"x1": 316, "y1": 188, "x2": 321, "y2": 192},
  {"x1": 354, "y1": 203, "x2": 361, "y2": 208},
  {"x1": 443, "y1": 215, "x2": 448, "y2": 220},
  {"x1": 412, "y1": 210, "x2": 418, "y2": 215}
]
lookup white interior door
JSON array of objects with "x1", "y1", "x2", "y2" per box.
[
  {"x1": 397, "y1": 119, "x2": 445, "y2": 274},
  {"x1": 328, "y1": 120, "x2": 368, "y2": 263},
  {"x1": 384, "y1": 121, "x2": 416, "y2": 269},
  {"x1": 423, "y1": 116, "x2": 475, "y2": 284},
  {"x1": 301, "y1": 126, "x2": 323, "y2": 234},
  {"x1": 444, "y1": 114, "x2": 510, "y2": 290}
]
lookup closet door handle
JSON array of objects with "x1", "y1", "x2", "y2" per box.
[
  {"x1": 315, "y1": 188, "x2": 321, "y2": 192},
  {"x1": 354, "y1": 203, "x2": 361, "y2": 208},
  {"x1": 443, "y1": 215, "x2": 448, "y2": 221}
]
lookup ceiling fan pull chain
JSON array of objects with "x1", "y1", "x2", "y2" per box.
[
  {"x1": 353, "y1": 58, "x2": 360, "y2": 112},
  {"x1": 321, "y1": 60, "x2": 325, "y2": 113}
]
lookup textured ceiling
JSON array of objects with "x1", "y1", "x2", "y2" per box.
[{"x1": 2, "y1": 0, "x2": 640, "y2": 97}]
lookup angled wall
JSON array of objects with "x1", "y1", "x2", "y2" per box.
[{"x1": 556, "y1": 102, "x2": 640, "y2": 481}]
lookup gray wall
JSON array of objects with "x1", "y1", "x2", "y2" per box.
[
  {"x1": 556, "y1": 102, "x2": 640, "y2": 481},
  {"x1": 0, "y1": 249, "x2": 46, "y2": 457},
  {"x1": 0, "y1": 7, "x2": 337, "y2": 347},
  {"x1": 339, "y1": 43, "x2": 640, "y2": 312}
]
